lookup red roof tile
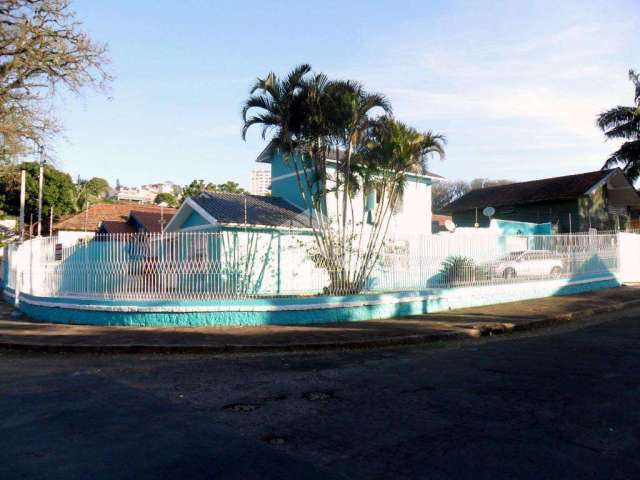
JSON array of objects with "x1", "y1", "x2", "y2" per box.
[{"x1": 53, "y1": 203, "x2": 177, "y2": 232}]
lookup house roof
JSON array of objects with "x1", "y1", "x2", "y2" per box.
[
  {"x1": 191, "y1": 192, "x2": 309, "y2": 228},
  {"x1": 129, "y1": 210, "x2": 175, "y2": 233},
  {"x1": 255, "y1": 141, "x2": 444, "y2": 180},
  {"x1": 53, "y1": 203, "x2": 177, "y2": 232},
  {"x1": 99, "y1": 221, "x2": 136, "y2": 234},
  {"x1": 441, "y1": 169, "x2": 624, "y2": 213}
]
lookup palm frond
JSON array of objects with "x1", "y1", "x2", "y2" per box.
[
  {"x1": 630, "y1": 69, "x2": 640, "y2": 105},
  {"x1": 602, "y1": 140, "x2": 640, "y2": 181},
  {"x1": 596, "y1": 106, "x2": 637, "y2": 132}
]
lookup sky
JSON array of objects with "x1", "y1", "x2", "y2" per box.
[{"x1": 50, "y1": 0, "x2": 640, "y2": 189}]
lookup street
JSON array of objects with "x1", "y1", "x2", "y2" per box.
[{"x1": 1, "y1": 308, "x2": 639, "y2": 479}]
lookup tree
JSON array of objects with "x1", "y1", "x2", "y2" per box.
[
  {"x1": 597, "y1": 69, "x2": 640, "y2": 181},
  {"x1": 0, "y1": 162, "x2": 76, "y2": 228},
  {"x1": 432, "y1": 178, "x2": 514, "y2": 212},
  {"x1": 154, "y1": 192, "x2": 176, "y2": 207},
  {"x1": 242, "y1": 65, "x2": 446, "y2": 293},
  {"x1": 213, "y1": 181, "x2": 246, "y2": 194},
  {"x1": 74, "y1": 176, "x2": 110, "y2": 210},
  {"x1": 181, "y1": 179, "x2": 246, "y2": 201},
  {"x1": 469, "y1": 178, "x2": 513, "y2": 190},
  {"x1": 432, "y1": 180, "x2": 471, "y2": 212},
  {"x1": 0, "y1": 0, "x2": 110, "y2": 159}
]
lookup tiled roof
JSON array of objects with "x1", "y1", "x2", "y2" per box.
[
  {"x1": 442, "y1": 170, "x2": 617, "y2": 213},
  {"x1": 130, "y1": 210, "x2": 175, "y2": 233},
  {"x1": 191, "y1": 192, "x2": 309, "y2": 228},
  {"x1": 99, "y1": 221, "x2": 136, "y2": 234},
  {"x1": 53, "y1": 203, "x2": 177, "y2": 232}
]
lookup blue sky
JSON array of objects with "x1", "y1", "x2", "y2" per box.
[{"x1": 51, "y1": 0, "x2": 639, "y2": 188}]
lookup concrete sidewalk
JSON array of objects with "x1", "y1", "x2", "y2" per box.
[{"x1": 1, "y1": 285, "x2": 639, "y2": 353}]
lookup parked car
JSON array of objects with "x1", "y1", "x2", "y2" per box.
[{"x1": 493, "y1": 250, "x2": 564, "y2": 279}]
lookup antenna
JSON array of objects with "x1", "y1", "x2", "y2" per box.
[{"x1": 482, "y1": 206, "x2": 495, "y2": 218}]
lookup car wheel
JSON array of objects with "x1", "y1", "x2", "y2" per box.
[
  {"x1": 503, "y1": 268, "x2": 516, "y2": 279},
  {"x1": 550, "y1": 266, "x2": 562, "y2": 278}
]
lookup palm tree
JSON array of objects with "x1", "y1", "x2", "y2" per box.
[
  {"x1": 241, "y1": 64, "x2": 311, "y2": 151},
  {"x1": 241, "y1": 66, "x2": 446, "y2": 294},
  {"x1": 597, "y1": 69, "x2": 640, "y2": 180},
  {"x1": 353, "y1": 116, "x2": 446, "y2": 287}
]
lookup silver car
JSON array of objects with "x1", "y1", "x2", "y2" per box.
[{"x1": 493, "y1": 250, "x2": 564, "y2": 279}]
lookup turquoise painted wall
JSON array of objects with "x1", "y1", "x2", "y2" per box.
[
  {"x1": 493, "y1": 219, "x2": 552, "y2": 235},
  {"x1": 182, "y1": 210, "x2": 208, "y2": 228},
  {"x1": 270, "y1": 150, "x2": 320, "y2": 211},
  {"x1": 5, "y1": 275, "x2": 620, "y2": 327}
]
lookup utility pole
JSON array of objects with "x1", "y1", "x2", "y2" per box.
[
  {"x1": 37, "y1": 144, "x2": 45, "y2": 236},
  {"x1": 49, "y1": 206, "x2": 54, "y2": 236},
  {"x1": 18, "y1": 169, "x2": 26, "y2": 242}
]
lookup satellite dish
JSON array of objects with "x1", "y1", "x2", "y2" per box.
[
  {"x1": 444, "y1": 219, "x2": 456, "y2": 232},
  {"x1": 483, "y1": 206, "x2": 495, "y2": 218}
]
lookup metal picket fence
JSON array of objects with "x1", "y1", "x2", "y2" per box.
[{"x1": 3, "y1": 230, "x2": 619, "y2": 301}]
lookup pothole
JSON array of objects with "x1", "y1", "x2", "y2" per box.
[
  {"x1": 302, "y1": 390, "x2": 335, "y2": 401},
  {"x1": 262, "y1": 434, "x2": 287, "y2": 445},
  {"x1": 222, "y1": 403, "x2": 261, "y2": 412}
]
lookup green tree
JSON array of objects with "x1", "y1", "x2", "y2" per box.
[
  {"x1": 181, "y1": 179, "x2": 208, "y2": 199},
  {"x1": 212, "y1": 181, "x2": 246, "y2": 194},
  {"x1": 0, "y1": 162, "x2": 76, "y2": 228},
  {"x1": 154, "y1": 192, "x2": 177, "y2": 207},
  {"x1": 181, "y1": 179, "x2": 246, "y2": 201},
  {"x1": 242, "y1": 65, "x2": 445, "y2": 293},
  {"x1": 0, "y1": 0, "x2": 111, "y2": 159},
  {"x1": 597, "y1": 69, "x2": 640, "y2": 181},
  {"x1": 75, "y1": 176, "x2": 111, "y2": 210}
]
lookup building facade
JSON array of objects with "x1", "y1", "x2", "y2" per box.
[{"x1": 250, "y1": 169, "x2": 271, "y2": 196}]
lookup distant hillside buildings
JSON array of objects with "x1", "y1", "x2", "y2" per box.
[{"x1": 112, "y1": 181, "x2": 181, "y2": 204}]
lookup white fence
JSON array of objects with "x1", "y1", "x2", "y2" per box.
[{"x1": 2, "y1": 231, "x2": 621, "y2": 301}]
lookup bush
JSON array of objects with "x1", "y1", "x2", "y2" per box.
[{"x1": 439, "y1": 255, "x2": 489, "y2": 285}]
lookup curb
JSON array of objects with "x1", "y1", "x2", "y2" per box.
[{"x1": 1, "y1": 298, "x2": 640, "y2": 354}]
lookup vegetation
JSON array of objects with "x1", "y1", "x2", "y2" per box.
[
  {"x1": 154, "y1": 192, "x2": 177, "y2": 207},
  {"x1": 74, "y1": 177, "x2": 111, "y2": 210},
  {"x1": 432, "y1": 178, "x2": 513, "y2": 212},
  {"x1": 0, "y1": 0, "x2": 110, "y2": 160},
  {"x1": 181, "y1": 179, "x2": 246, "y2": 201},
  {"x1": 242, "y1": 64, "x2": 446, "y2": 294},
  {"x1": 439, "y1": 256, "x2": 490, "y2": 285},
  {"x1": 597, "y1": 69, "x2": 640, "y2": 181},
  {"x1": 0, "y1": 162, "x2": 76, "y2": 227}
]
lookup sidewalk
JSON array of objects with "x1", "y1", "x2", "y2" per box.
[{"x1": 1, "y1": 285, "x2": 639, "y2": 353}]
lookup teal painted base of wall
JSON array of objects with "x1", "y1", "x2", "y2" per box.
[{"x1": 3, "y1": 275, "x2": 621, "y2": 327}]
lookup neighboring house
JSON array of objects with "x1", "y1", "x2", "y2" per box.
[
  {"x1": 250, "y1": 169, "x2": 271, "y2": 196},
  {"x1": 99, "y1": 209, "x2": 176, "y2": 234},
  {"x1": 441, "y1": 169, "x2": 640, "y2": 233},
  {"x1": 165, "y1": 192, "x2": 309, "y2": 232},
  {"x1": 53, "y1": 203, "x2": 176, "y2": 245},
  {"x1": 255, "y1": 146, "x2": 444, "y2": 237}
]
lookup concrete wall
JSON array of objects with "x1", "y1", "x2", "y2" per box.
[{"x1": 4, "y1": 275, "x2": 620, "y2": 327}]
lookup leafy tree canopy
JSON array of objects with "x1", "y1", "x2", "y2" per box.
[
  {"x1": 75, "y1": 176, "x2": 110, "y2": 210},
  {"x1": 432, "y1": 178, "x2": 514, "y2": 212},
  {"x1": 0, "y1": 0, "x2": 110, "y2": 160},
  {"x1": 181, "y1": 179, "x2": 246, "y2": 201},
  {"x1": 0, "y1": 162, "x2": 76, "y2": 223},
  {"x1": 154, "y1": 192, "x2": 177, "y2": 207}
]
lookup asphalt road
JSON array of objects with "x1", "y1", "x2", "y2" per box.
[{"x1": 1, "y1": 308, "x2": 639, "y2": 479}]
